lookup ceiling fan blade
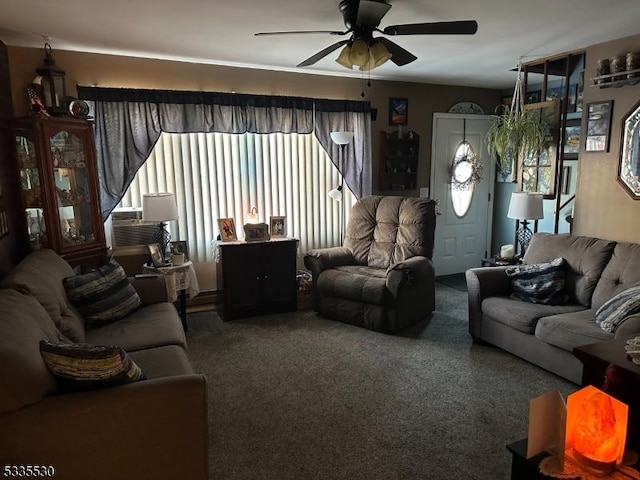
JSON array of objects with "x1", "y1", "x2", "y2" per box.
[
  {"x1": 356, "y1": 0, "x2": 392, "y2": 28},
  {"x1": 383, "y1": 20, "x2": 478, "y2": 36},
  {"x1": 378, "y1": 38, "x2": 417, "y2": 66},
  {"x1": 255, "y1": 30, "x2": 347, "y2": 36},
  {"x1": 297, "y1": 40, "x2": 350, "y2": 67}
]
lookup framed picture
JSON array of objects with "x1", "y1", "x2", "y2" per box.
[
  {"x1": 563, "y1": 119, "x2": 581, "y2": 158},
  {"x1": 217, "y1": 218, "x2": 238, "y2": 242},
  {"x1": 270, "y1": 216, "x2": 286, "y2": 238},
  {"x1": 169, "y1": 240, "x2": 188, "y2": 258},
  {"x1": 147, "y1": 243, "x2": 166, "y2": 267},
  {"x1": 585, "y1": 100, "x2": 613, "y2": 152},
  {"x1": 243, "y1": 222, "x2": 270, "y2": 242},
  {"x1": 389, "y1": 98, "x2": 408, "y2": 126}
]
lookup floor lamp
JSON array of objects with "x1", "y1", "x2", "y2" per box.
[
  {"x1": 507, "y1": 192, "x2": 543, "y2": 255},
  {"x1": 328, "y1": 131, "x2": 354, "y2": 244},
  {"x1": 143, "y1": 192, "x2": 178, "y2": 259}
]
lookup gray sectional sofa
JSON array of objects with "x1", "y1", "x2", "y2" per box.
[{"x1": 466, "y1": 233, "x2": 640, "y2": 384}]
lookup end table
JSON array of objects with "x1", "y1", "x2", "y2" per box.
[{"x1": 142, "y1": 260, "x2": 200, "y2": 331}]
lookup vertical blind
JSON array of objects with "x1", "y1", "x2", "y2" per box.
[{"x1": 118, "y1": 131, "x2": 356, "y2": 263}]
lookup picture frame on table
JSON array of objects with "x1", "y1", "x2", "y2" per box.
[
  {"x1": 169, "y1": 240, "x2": 188, "y2": 258},
  {"x1": 243, "y1": 222, "x2": 270, "y2": 242},
  {"x1": 389, "y1": 98, "x2": 408, "y2": 126},
  {"x1": 270, "y1": 216, "x2": 286, "y2": 238},
  {"x1": 217, "y1": 218, "x2": 238, "y2": 242},
  {"x1": 585, "y1": 100, "x2": 613, "y2": 153},
  {"x1": 147, "y1": 243, "x2": 166, "y2": 267}
]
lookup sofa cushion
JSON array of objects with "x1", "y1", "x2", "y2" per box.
[
  {"x1": 40, "y1": 340, "x2": 146, "y2": 391},
  {"x1": 85, "y1": 303, "x2": 187, "y2": 351},
  {"x1": 523, "y1": 233, "x2": 615, "y2": 308},
  {"x1": 129, "y1": 345, "x2": 194, "y2": 379},
  {"x1": 317, "y1": 265, "x2": 387, "y2": 305},
  {"x1": 506, "y1": 257, "x2": 569, "y2": 305},
  {"x1": 595, "y1": 284, "x2": 640, "y2": 333},
  {"x1": 63, "y1": 260, "x2": 142, "y2": 326},
  {"x1": 535, "y1": 309, "x2": 613, "y2": 352},
  {"x1": 0, "y1": 249, "x2": 86, "y2": 342},
  {"x1": 592, "y1": 242, "x2": 640, "y2": 310},
  {"x1": 482, "y1": 296, "x2": 584, "y2": 334},
  {"x1": 0, "y1": 290, "x2": 60, "y2": 413}
]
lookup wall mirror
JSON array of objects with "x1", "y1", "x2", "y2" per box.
[{"x1": 618, "y1": 100, "x2": 640, "y2": 199}]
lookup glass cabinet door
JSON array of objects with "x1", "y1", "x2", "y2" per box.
[
  {"x1": 16, "y1": 131, "x2": 47, "y2": 250},
  {"x1": 49, "y1": 130, "x2": 96, "y2": 247}
]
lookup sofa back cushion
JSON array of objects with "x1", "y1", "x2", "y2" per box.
[
  {"x1": 592, "y1": 242, "x2": 640, "y2": 309},
  {"x1": 344, "y1": 196, "x2": 436, "y2": 269},
  {"x1": 0, "y1": 289, "x2": 60, "y2": 413},
  {"x1": 0, "y1": 249, "x2": 85, "y2": 342},
  {"x1": 523, "y1": 233, "x2": 615, "y2": 308}
]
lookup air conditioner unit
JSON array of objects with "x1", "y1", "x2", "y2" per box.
[{"x1": 110, "y1": 207, "x2": 158, "y2": 254}]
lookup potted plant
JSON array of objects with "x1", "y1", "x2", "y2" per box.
[{"x1": 486, "y1": 66, "x2": 547, "y2": 174}]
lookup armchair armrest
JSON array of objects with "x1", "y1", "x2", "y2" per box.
[
  {"x1": 129, "y1": 275, "x2": 169, "y2": 305},
  {"x1": 386, "y1": 256, "x2": 434, "y2": 298},
  {"x1": 0, "y1": 374, "x2": 208, "y2": 480},
  {"x1": 304, "y1": 247, "x2": 355, "y2": 276}
]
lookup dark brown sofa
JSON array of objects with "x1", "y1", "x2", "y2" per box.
[
  {"x1": 304, "y1": 195, "x2": 437, "y2": 333},
  {"x1": 0, "y1": 249, "x2": 208, "y2": 480}
]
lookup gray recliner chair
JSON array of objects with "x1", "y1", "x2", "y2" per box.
[{"x1": 304, "y1": 195, "x2": 437, "y2": 333}]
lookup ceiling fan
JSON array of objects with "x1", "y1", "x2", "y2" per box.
[{"x1": 255, "y1": 0, "x2": 478, "y2": 70}]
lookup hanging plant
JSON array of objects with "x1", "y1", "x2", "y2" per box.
[{"x1": 486, "y1": 63, "x2": 548, "y2": 173}]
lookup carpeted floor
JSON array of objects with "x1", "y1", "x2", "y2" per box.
[
  {"x1": 184, "y1": 283, "x2": 575, "y2": 480},
  {"x1": 435, "y1": 273, "x2": 468, "y2": 292}
]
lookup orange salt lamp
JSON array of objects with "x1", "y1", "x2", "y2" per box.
[{"x1": 565, "y1": 385, "x2": 628, "y2": 474}]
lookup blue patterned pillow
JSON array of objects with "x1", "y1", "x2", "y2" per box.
[
  {"x1": 596, "y1": 284, "x2": 640, "y2": 333},
  {"x1": 63, "y1": 260, "x2": 141, "y2": 326},
  {"x1": 506, "y1": 257, "x2": 569, "y2": 305}
]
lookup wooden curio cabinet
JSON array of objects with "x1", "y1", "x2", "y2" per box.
[
  {"x1": 379, "y1": 130, "x2": 419, "y2": 192},
  {"x1": 13, "y1": 116, "x2": 107, "y2": 267}
]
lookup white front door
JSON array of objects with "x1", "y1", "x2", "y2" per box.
[{"x1": 430, "y1": 113, "x2": 495, "y2": 276}]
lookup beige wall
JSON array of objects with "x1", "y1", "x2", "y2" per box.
[
  {"x1": 7, "y1": 46, "x2": 499, "y2": 192},
  {"x1": 574, "y1": 34, "x2": 640, "y2": 242}
]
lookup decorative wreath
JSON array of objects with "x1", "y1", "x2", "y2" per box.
[{"x1": 449, "y1": 146, "x2": 483, "y2": 190}]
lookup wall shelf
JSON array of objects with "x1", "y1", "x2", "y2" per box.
[{"x1": 591, "y1": 69, "x2": 640, "y2": 88}]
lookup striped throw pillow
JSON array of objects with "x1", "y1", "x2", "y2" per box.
[
  {"x1": 40, "y1": 341, "x2": 146, "y2": 390},
  {"x1": 506, "y1": 257, "x2": 569, "y2": 305},
  {"x1": 63, "y1": 260, "x2": 141, "y2": 326},
  {"x1": 596, "y1": 284, "x2": 640, "y2": 333}
]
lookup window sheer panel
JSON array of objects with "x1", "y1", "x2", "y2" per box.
[{"x1": 116, "y1": 132, "x2": 354, "y2": 262}]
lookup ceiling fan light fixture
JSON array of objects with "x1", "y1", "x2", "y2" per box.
[
  {"x1": 349, "y1": 39, "x2": 369, "y2": 67},
  {"x1": 369, "y1": 41, "x2": 392, "y2": 68},
  {"x1": 336, "y1": 44, "x2": 354, "y2": 69}
]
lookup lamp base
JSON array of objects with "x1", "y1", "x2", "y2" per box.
[
  {"x1": 154, "y1": 222, "x2": 171, "y2": 260},
  {"x1": 515, "y1": 221, "x2": 533, "y2": 255}
]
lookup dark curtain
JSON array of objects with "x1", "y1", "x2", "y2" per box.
[{"x1": 78, "y1": 86, "x2": 371, "y2": 218}]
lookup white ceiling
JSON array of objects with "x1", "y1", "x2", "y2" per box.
[{"x1": 1, "y1": 0, "x2": 639, "y2": 90}]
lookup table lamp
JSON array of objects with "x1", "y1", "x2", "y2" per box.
[
  {"x1": 507, "y1": 192, "x2": 543, "y2": 255},
  {"x1": 143, "y1": 192, "x2": 178, "y2": 258}
]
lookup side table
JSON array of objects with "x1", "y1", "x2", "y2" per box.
[{"x1": 142, "y1": 260, "x2": 200, "y2": 331}]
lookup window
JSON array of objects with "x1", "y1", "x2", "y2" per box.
[
  {"x1": 450, "y1": 141, "x2": 477, "y2": 217},
  {"x1": 116, "y1": 131, "x2": 356, "y2": 262}
]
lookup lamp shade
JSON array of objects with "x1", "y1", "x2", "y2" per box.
[
  {"x1": 349, "y1": 39, "x2": 369, "y2": 67},
  {"x1": 360, "y1": 41, "x2": 392, "y2": 71},
  {"x1": 330, "y1": 131, "x2": 354, "y2": 145},
  {"x1": 507, "y1": 192, "x2": 544, "y2": 220},
  {"x1": 143, "y1": 193, "x2": 178, "y2": 222},
  {"x1": 336, "y1": 45, "x2": 353, "y2": 69},
  {"x1": 328, "y1": 185, "x2": 343, "y2": 201}
]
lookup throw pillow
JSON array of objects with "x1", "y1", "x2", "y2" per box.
[
  {"x1": 40, "y1": 340, "x2": 146, "y2": 390},
  {"x1": 63, "y1": 260, "x2": 141, "y2": 326},
  {"x1": 506, "y1": 257, "x2": 569, "y2": 305},
  {"x1": 596, "y1": 284, "x2": 640, "y2": 333}
]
